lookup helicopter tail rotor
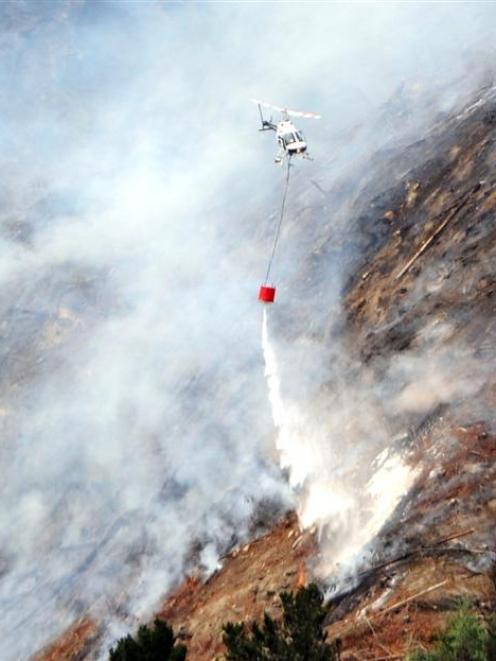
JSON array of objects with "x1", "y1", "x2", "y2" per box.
[
  {"x1": 257, "y1": 102, "x2": 264, "y2": 127},
  {"x1": 253, "y1": 101, "x2": 276, "y2": 132}
]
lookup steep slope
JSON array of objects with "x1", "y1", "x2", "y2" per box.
[
  {"x1": 318, "y1": 86, "x2": 496, "y2": 659},
  {"x1": 158, "y1": 86, "x2": 496, "y2": 658}
]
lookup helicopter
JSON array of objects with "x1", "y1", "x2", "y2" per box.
[{"x1": 251, "y1": 99, "x2": 321, "y2": 163}]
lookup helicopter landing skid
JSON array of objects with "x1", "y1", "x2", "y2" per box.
[{"x1": 274, "y1": 147, "x2": 285, "y2": 164}]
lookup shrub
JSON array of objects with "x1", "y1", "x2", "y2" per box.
[
  {"x1": 109, "y1": 618, "x2": 187, "y2": 661},
  {"x1": 222, "y1": 583, "x2": 336, "y2": 660},
  {"x1": 408, "y1": 605, "x2": 494, "y2": 661}
]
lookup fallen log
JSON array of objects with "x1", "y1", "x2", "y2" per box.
[
  {"x1": 395, "y1": 185, "x2": 478, "y2": 280},
  {"x1": 354, "y1": 528, "x2": 475, "y2": 580},
  {"x1": 377, "y1": 579, "x2": 449, "y2": 617},
  {"x1": 435, "y1": 528, "x2": 474, "y2": 545},
  {"x1": 395, "y1": 209, "x2": 459, "y2": 280}
]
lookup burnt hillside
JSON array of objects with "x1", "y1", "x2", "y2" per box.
[{"x1": 37, "y1": 87, "x2": 496, "y2": 660}]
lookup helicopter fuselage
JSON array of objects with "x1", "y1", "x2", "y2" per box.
[{"x1": 276, "y1": 120, "x2": 307, "y2": 155}]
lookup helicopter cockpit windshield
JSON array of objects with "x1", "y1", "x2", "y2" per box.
[{"x1": 282, "y1": 131, "x2": 304, "y2": 146}]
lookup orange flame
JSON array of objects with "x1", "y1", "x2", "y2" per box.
[
  {"x1": 185, "y1": 574, "x2": 200, "y2": 593},
  {"x1": 297, "y1": 562, "x2": 306, "y2": 588}
]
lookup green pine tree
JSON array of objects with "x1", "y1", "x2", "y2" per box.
[
  {"x1": 109, "y1": 618, "x2": 187, "y2": 661},
  {"x1": 222, "y1": 583, "x2": 336, "y2": 660}
]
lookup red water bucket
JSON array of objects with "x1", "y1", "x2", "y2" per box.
[{"x1": 258, "y1": 285, "x2": 276, "y2": 303}]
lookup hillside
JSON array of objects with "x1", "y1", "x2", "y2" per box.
[{"x1": 35, "y1": 86, "x2": 496, "y2": 660}]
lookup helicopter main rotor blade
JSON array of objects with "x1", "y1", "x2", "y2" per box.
[
  {"x1": 250, "y1": 99, "x2": 320, "y2": 119},
  {"x1": 250, "y1": 99, "x2": 286, "y2": 113},
  {"x1": 286, "y1": 109, "x2": 321, "y2": 119}
]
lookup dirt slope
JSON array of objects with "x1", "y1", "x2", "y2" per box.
[{"x1": 157, "y1": 513, "x2": 316, "y2": 659}]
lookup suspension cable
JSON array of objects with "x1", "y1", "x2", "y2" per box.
[{"x1": 264, "y1": 157, "x2": 292, "y2": 284}]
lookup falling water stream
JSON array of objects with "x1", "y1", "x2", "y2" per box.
[{"x1": 261, "y1": 309, "x2": 418, "y2": 577}]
